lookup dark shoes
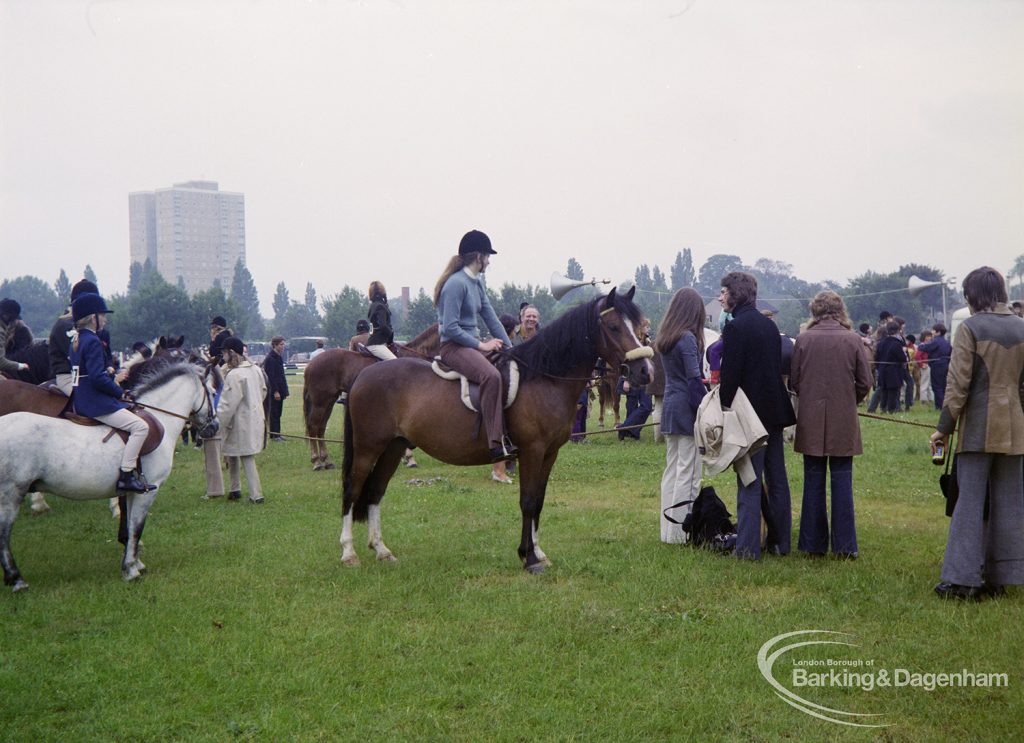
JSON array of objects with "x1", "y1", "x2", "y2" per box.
[
  {"x1": 490, "y1": 436, "x2": 519, "y2": 463},
  {"x1": 934, "y1": 582, "x2": 983, "y2": 602},
  {"x1": 227, "y1": 490, "x2": 242, "y2": 501},
  {"x1": 270, "y1": 435, "x2": 286, "y2": 442},
  {"x1": 117, "y1": 469, "x2": 156, "y2": 493}
]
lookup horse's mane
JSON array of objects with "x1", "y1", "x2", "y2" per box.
[
  {"x1": 509, "y1": 292, "x2": 645, "y2": 382},
  {"x1": 126, "y1": 356, "x2": 202, "y2": 398},
  {"x1": 405, "y1": 323, "x2": 439, "y2": 351}
]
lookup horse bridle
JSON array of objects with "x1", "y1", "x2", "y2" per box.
[
  {"x1": 501, "y1": 300, "x2": 652, "y2": 383},
  {"x1": 125, "y1": 363, "x2": 220, "y2": 436}
]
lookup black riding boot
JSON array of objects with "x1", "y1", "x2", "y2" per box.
[{"x1": 117, "y1": 468, "x2": 156, "y2": 493}]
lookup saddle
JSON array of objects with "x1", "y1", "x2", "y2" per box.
[
  {"x1": 430, "y1": 356, "x2": 520, "y2": 413},
  {"x1": 67, "y1": 406, "x2": 165, "y2": 458}
]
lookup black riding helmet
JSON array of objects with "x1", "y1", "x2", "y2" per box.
[
  {"x1": 0, "y1": 298, "x2": 21, "y2": 321},
  {"x1": 72, "y1": 293, "x2": 113, "y2": 323}
]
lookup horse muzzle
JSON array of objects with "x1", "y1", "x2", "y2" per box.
[{"x1": 198, "y1": 419, "x2": 220, "y2": 439}]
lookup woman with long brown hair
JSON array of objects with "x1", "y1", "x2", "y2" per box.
[
  {"x1": 790, "y1": 290, "x2": 873, "y2": 559},
  {"x1": 656, "y1": 288, "x2": 707, "y2": 543},
  {"x1": 434, "y1": 230, "x2": 516, "y2": 462}
]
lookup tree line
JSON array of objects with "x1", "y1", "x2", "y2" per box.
[{"x1": 5, "y1": 252, "x2": 1020, "y2": 354}]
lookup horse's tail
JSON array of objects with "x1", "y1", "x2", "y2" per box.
[
  {"x1": 302, "y1": 388, "x2": 312, "y2": 434},
  {"x1": 342, "y1": 403, "x2": 368, "y2": 521}
]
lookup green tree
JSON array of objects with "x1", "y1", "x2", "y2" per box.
[
  {"x1": 321, "y1": 286, "x2": 366, "y2": 345},
  {"x1": 106, "y1": 271, "x2": 195, "y2": 352},
  {"x1": 670, "y1": 249, "x2": 696, "y2": 290},
  {"x1": 54, "y1": 269, "x2": 71, "y2": 308},
  {"x1": 696, "y1": 254, "x2": 745, "y2": 296},
  {"x1": 565, "y1": 257, "x2": 584, "y2": 281},
  {"x1": 83, "y1": 264, "x2": 98, "y2": 285},
  {"x1": 404, "y1": 288, "x2": 438, "y2": 339},
  {"x1": 272, "y1": 282, "x2": 290, "y2": 322},
  {"x1": 128, "y1": 262, "x2": 144, "y2": 295},
  {"x1": 634, "y1": 264, "x2": 653, "y2": 291},
  {"x1": 304, "y1": 282, "x2": 319, "y2": 318},
  {"x1": 0, "y1": 275, "x2": 62, "y2": 337},
  {"x1": 1009, "y1": 255, "x2": 1024, "y2": 300},
  {"x1": 279, "y1": 302, "x2": 321, "y2": 338},
  {"x1": 230, "y1": 259, "x2": 264, "y2": 340},
  {"x1": 192, "y1": 285, "x2": 241, "y2": 340}
]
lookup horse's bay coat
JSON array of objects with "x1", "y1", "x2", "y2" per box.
[{"x1": 218, "y1": 361, "x2": 268, "y2": 456}]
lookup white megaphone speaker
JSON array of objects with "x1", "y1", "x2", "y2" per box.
[
  {"x1": 908, "y1": 275, "x2": 942, "y2": 297},
  {"x1": 550, "y1": 272, "x2": 612, "y2": 301}
]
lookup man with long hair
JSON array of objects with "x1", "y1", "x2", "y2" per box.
[{"x1": 719, "y1": 272, "x2": 796, "y2": 559}]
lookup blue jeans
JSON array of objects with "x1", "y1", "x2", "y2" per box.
[
  {"x1": 798, "y1": 455, "x2": 857, "y2": 555},
  {"x1": 619, "y1": 390, "x2": 652, "y2": 440},
  {"x1": 735, "y1": 427, "x2": 791, "y2": 559}
]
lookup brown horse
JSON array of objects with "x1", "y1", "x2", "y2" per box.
[
  {"x1": 340, "y1": 287, "x2": 653, "y2": 573},
  {"x1": 302, "y1": 324, "x2": 440, "y2": 471}
]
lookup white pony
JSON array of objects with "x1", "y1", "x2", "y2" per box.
[{"x1": 0, "y1": 357, "x2": 220, "y2": 591}]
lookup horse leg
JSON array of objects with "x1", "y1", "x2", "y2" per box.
[
  {"x1": 29, "y1": 492, "x2": 50, "y2": 515},
  {"x1": 365, "y1": 440, "x2": 405, "y2": 562},
  {"x1": 340, "y1": 508, "x2": 359, "y2": 566},
  {"x1": 517, "y1": 451, "x2": 558, "y2": 573},
  {"x1": 109, "y1": 496, "x2": 120, "y2": 519},
  {"x1": 0, "y1": 488, "x2": 28, "y2": 591},
  {"x1": 316, "y1": 400, "x2": 336, "y2": 470},
  {"x1": 121, "y1": 490, "x2": 158, "y2": 581}
]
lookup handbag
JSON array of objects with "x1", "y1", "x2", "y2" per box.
[{"x1": 938, "y1": 446, "x2": 958, "y2": 518}]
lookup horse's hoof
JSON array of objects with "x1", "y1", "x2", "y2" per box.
[
  {"x1": 323, "y1": 462, "x2": 335, "y2": 470},
  {"x1": 312, "y1": 463, "x2": 324, "y2": 472},
  {"x1": 341, "y1": 554, "x2": 361, "y2": 567},
  {"x1": 31, "y1": 503, "x2": 51, "y2": 515},
  {"x1": 12, "y1": 580, "x2": 28, "y2": 593},
  {"x1": 524, "y1": 561, "x2": 546, "y2": 575},
  {"x1": 377, "y1": 552, "x2": 398, "y2": 563}
]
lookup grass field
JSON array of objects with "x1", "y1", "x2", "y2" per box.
[{"x1": 1, "y1": 375, "x2": 1021, "y2": 742}]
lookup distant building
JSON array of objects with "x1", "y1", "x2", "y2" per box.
[{"x1": 129, "y1": 180, "x2": 245, "y2": 294}]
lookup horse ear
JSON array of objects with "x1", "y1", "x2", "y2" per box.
[
  {"x1": 158, "y1": 336, "x2": 168, "y2": 349},
  {"x1": 174, "y1": 335, "x2": 184, "y2": 348},
  {"x1": 605, "y1": 286, "x2": 618, "y2": 307},
  {"x1": 625, "y1": 285, "x2": 636, "y2": 302}
]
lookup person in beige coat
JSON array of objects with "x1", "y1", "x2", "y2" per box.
[
  {"x1": 218, "y1": 337, "x2": 268, "y2": 504},
  {"x1": 790, "y1": 291, "x2": 873, "y2": 558}
]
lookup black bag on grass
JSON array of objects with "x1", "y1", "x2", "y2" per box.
[{"x1": 663, "y1": 485, "x2": 737, "y2": 552}]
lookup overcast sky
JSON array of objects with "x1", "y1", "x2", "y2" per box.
[{"x1": 2, "y1": 0, "x2": 1022, "y2": 315}]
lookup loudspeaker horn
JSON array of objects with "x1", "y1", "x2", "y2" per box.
[
  {"x1": 550, "y1": 272, "x2": 611, "y2": 301},
  {"x1": 908, "y1": 275, "x2": 942, "y2": 297}
]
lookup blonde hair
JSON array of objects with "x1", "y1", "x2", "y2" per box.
[
  {"x1": 368, "y1": 281, "x2": 387, "y2": 301},
  {"x1": 224, "y1": 349, "x2": 243, "y2": 369},
  {"x1": 807, "y1": 290, "x2": 851, "y2": 329},
  {"x1": 433, "y1": 254, "x2": 475, "y2": 306},
  {"x1": 71, "y1": 315, "x2": 94, "y2": 352}
]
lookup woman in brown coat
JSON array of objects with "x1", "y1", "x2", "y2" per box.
[{"x1": 790, "y1": 291, "x2": 873, "y2": 557}]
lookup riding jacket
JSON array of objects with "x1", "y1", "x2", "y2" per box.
[
  {"x1": 69, "y1": 328, "x2": 128, "y2": 417},
  {"x1": 367, "y1": 296, "x2": 394, "y2": 346},
  {"x1": 437, "y1": 269, "x2": 511, "y2": 348}
]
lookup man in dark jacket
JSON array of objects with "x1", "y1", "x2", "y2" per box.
[
  {"x1": 264, "y1": 335, "x2": 289, "y2": 441},
  {"x1": 719, "y1": 272, "x2": 797, "y2": 560},
  {"x1": 917, "y1": 322, "x2": 953, "y2": 409}
]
